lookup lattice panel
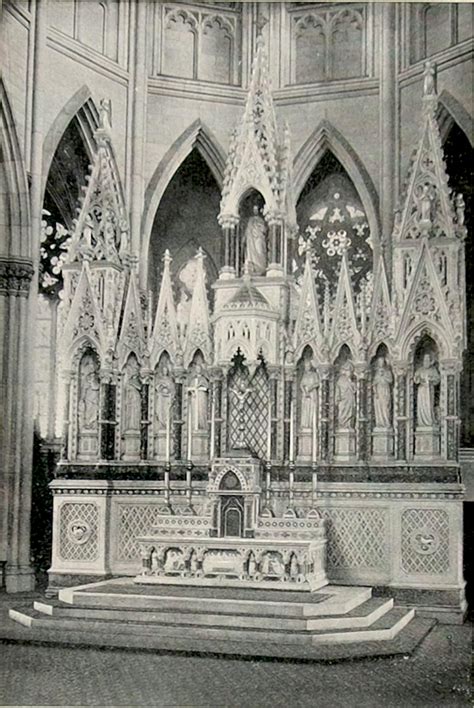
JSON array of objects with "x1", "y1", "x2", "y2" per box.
[
  {"x1": 321, "y1": 508, "x2": 388, "y2": 569},
  {"x1": 401, "y1": 508, "x2": 450, "y2": 575},
  {"x1": 59, "y1": 502, "x2": 99, "y2": 562},
  {"x1": 116, "y1": 504, "x2": 163, "y2": 561},
  {"x1": 246, "y1": 365, "x2": 270, "y2": 459}
]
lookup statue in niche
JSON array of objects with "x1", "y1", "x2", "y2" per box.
[
  {"x1": 244, "y1": 205, "x2": 267, "y2": 275},
  {"x1": 99, "y1": 98, "x2": 112, "y2": 132},
  {"x1": 123, "y1": 357, "x2": 142, "y2": 432},
  {"x1": 373, "y1": 357, "x2": 393, "y2": 429},
  {"x1": 300, "y1": 358, "x2": 319, "y2": 430},
  {"x1": 414, "y1": 353, "x2": 440, "y2": 427},
  {"x1": 187, "y1": 362, "x2": 209, "y2": 431},
  {"x1": 177, "y1": 288, "x2": 191, "y2": 341},
  {"x1": 155, "y1": 363, "x2": 175, "y2": 430},
  {"x1": 456, "y1": 193, "x2": 465, "y2": 227},
  {"x1": 78, "y1": 355, "x2": 100, "y2": 431},
  {"x1": 423, "y1": 60, "x2": 436, "y2": 97},
  {"x1": 420, "y1": 185, "x2": 434, "y2": 224},
  {"x1": 335, "y1": 362, "x2": 356, "y2": 429}
]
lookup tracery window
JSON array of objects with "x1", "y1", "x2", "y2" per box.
[
  {"x1": 409, "y1": 3, "x2": 473, "y2": 64},
  {"x1": 291, "y1": 4, "x2": 366, "y2": 84},
  {"x1": 154, "y1": 3, "x2": 241, "y2": 85}
]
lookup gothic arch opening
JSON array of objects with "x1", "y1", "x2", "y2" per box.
[
  {"x1": 148, "y1": 148, "x2": 222, "y2": 303},
  {"x1": 295, "y1": 150, "x2": 373, "y2": 295}
]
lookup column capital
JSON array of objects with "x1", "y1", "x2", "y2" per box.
[
  {"x1": 0, "y1": 257, "x2": 34, "y2": 297},
  {"x1": 218, "y1": 213, "x2": 239, "y2": 228}
]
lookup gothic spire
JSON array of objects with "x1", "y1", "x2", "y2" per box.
[
  {"x1": 150, "y1": 249, "x2": 179, "y2": 366},
  {"x1": 393, "y1": 62, "x2": 465, "y2": 243},
  {"x1": 184, "y1": 248, "x2": 212, "y2": 365},
  {"x1": 66, "y1": 99, "x2": 130, "y2": 266},
  {"x1": 219, "y1": 36, "x2": 296, "y2": 230}
]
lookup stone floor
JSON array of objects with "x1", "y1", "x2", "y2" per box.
[{"x1": 0, "y1": 620, "x2": 472, "y2": 706}]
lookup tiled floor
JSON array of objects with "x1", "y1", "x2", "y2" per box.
[{"x1": 1, "y1": 622, "x2": 472, "y2": 707}]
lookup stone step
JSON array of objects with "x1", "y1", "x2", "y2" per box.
[
  {"x1": 60, "y1": 581, "x2": 372, "y2": 618},
  {"x1": 2, "y1": 609, "x2": 435, "y2": 662},
  {"x1": 32, "y1": 596, "x2": 393, "y2": 632},
  {"x1": 9, "y1": 606, "x2": 414, "y2": 646}
]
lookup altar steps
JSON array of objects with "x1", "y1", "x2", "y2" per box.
[
  {"x1": 10, "y1": 604, "x2": 413, "y2": 646},
  {"x1": 29, "y1": 596, "x2": 394, "y2": 632},
  {"x1": 6, "y1": 579, "x2": 436, "y2": 660}
]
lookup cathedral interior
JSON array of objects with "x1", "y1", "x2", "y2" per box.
[{"x1": 0, "y1": 0, "x2": 473, "y2": 663}]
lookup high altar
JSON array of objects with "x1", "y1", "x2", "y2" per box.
[{"x1": 48, "y1": 40, "x2": 467, "y2": 620}]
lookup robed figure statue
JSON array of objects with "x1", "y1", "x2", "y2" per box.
[
  {"x1": 123, "y1": 357, "x2": 142, "y2": 432},
  {"x1": 244, "y1": 205, "x2": 267, "y2": 275},
  {"x1": 414, "y1": 353, "x2": 440, "y2": 427},
  {"x1": 78, "y1": 354, "x2": 100, "y2": 432},
  {"x1": 373, "y1": 357, "x2": 393, "y2": 429},
  {"x1": 300, "y1": 359, "x2": 319, "y2": 430},
  {"x1": 187, "y1": 363, "x2": 209, "y2": 431},
  {"x1": 335, "y1": 362, "x2": 356, "y2": 429}
]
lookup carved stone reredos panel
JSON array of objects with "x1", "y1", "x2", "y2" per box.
[{"x1": 209, "y1": 457, "x2": 263, "y2": 494}]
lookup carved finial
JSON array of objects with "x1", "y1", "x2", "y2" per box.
[
  {"x1": 99, "y1": 98, "x2": 112, "y2": 133},
  {"x1": 196, "y1": 247, "x2": 206, "y2": 262},
  {"x1": 162, "y1": 249, "x2": 172, "y2": 267},
  {"x1": 423, "y1": 61, "x2": 437, "y2": 98}
]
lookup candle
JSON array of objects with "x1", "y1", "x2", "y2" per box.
[
  {"x1": 210, "y1": 385, "x2": 215, "y2": 461},
  {"x1": 186, "y1": 466, "x2": 192, "y2": 505},
  {"x1": 289, "y1": 399, "x2": 294, "y2": 463},
  {"x1": 164, "y1": 465, "x2": 170, "y2": 505},
  {"x1": 267, "y1": 398, "x2": 272, "y2": 460},
  {"x1": 187, "y1": 394, "x2": 192, "y2": 462},
  {"x1": 165, "y1": 414, "x2": 170, "y2": 464},
  {"x1": 312, "y1": 405, "x2": 317, "y2": 463}
]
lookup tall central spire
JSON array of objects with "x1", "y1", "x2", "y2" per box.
[{"x1": 219, "y1": 35, "x2": 295, "y2": 234}]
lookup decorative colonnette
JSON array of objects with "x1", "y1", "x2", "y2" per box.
[{"x1": 48, "y1": 479, "x2": 464, "y2": 603}]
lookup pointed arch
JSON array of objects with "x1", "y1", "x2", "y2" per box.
[
  {"x1": 0, "y1": 79, "x2": 31, "y2": 258},
  {"x1": 140, "y1": 120, "x2": 226, "y2": 283},
  {"x1": 293, "y1": 120, "x2": 381, "y2": 253},
  {"x1": 437, "y1": 90, "x2": 473, "y2": 147},
  {"x1": 41, "y1": 85, "x2": 99, "y2": 202}
]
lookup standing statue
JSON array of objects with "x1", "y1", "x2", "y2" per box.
[
  {"x1": 423, "y1": 60, "x2": 436, "y2": 97},
  {"x1": 123, "y1": 357, "x2": 142, "y2": 431},
  {"x1": 187, "y1": 363, "x2": 209, "y2": 431},
  {"x1": 420, "y1": 184, "x2": 433, "y2": 224},
  {"x1": 176, "y1": 288, "x2": 191, "y2": 341},
  {"x1": 155, "y1": 364, "x2": 175, "y2": 430},
  {"x1": 300, "y1": 358, "x2": 319, "y2": 430},
  {"x1": 414, "y1": 353, "x2": 440, "y2": 427},
  {"x1": 99, "y1": 98, "x2": 112, "y2": 132},
  {"x1": 78, "y1": 355, "x2": 100, "y2": 431},
  {"x1": 335, "y1": 362, "x2": 356, "y2": 429},
  {"x1": 455, "y1": 193, "x2": 465, "y2": 228},
  {"x1": 373, "y1": 357, "x2": 393, "y2": 429},
  {"x1": 244, "y1": 205, "x2": 267, "y2": 275}
]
